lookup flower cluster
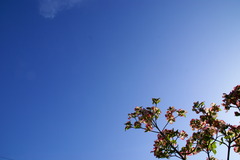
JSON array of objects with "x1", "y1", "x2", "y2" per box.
[
  {"x1": 125, "y1": 105, "x2": 161, "y2": 132},
  {"x1": 165, "y1": 107, "x2": 187, "y2": 124},
  {"x1": 222, "y1": 85, "x2": 240, "y2": 116},
  {"x1": 165, "y1": 106, "x2": 177, "y2": 124},
  {"x1": 151, "y1": 129, "x2": 189, "y2": 158}
]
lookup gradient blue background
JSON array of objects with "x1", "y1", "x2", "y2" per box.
[{"x1": 1, "y1": 0, "x2": 240, "y2": 160}]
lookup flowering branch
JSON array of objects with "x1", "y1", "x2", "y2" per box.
[{"x1": 125, "y1": 85, "x2": 240, "y2": 160}]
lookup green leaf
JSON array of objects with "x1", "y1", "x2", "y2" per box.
[
  {"x1": 152, "y1": 98, "x2": 161, "y2": 105},
  {"x1": 212, "y1": 149, "x2": 217, "y2": 154}
]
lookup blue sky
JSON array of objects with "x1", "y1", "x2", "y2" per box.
[{"x1": 1, "y1": 0, "x2": 240, "y2": 160}]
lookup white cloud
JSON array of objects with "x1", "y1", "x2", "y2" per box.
[{"x1": 39, "y1": 0, "x2": 82, "y2": 18}]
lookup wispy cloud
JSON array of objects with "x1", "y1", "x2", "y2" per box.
[{"x1": 39, "y1": 0, "x2": 83, "y2": 18}]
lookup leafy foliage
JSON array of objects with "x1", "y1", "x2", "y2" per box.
[{"x1": 125, "y1": 85, "x2": 240, "y2": 160}]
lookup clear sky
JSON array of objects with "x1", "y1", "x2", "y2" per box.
[{"x1": 1, "y1": 0, "x2": 240, "y2": 160}]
